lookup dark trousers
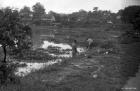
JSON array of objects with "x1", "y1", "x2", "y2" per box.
[
  {"x1": 72, "y1": 47, "x2": 77, "y2": 57},
  {"x1": 87, "y1": 43, "x2": 93, "y2": 49}
]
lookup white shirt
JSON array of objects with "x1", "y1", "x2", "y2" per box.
[{"x1": 87, "y1": 38, "x2": 93, "y2": 44}]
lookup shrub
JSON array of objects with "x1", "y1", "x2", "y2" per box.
[{"x1": 0, "y1": 61, "x2": 20, "y2": 85}]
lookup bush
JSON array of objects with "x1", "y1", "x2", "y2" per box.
[
  {"x1": 99, "y1": 41, "x2": 115, "y2": 49},
  {"x1": 0, "y1": 61, "x2": 20, "y2": 85}
]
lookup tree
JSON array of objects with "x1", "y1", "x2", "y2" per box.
[
  {"x1": 0, "y1": 8, "x2": 32, "y2": 62},
  {"x1": 93, "y1": 7, "x2": 99, "y2": 12},
  {"x1": 19, "y1": 6, "x2": 32, "y2": 24},
  {"x1": 0, "y1": 8, "x2": 32, "y2": 84},
  {"x1": 20, "y1": 6, "x2": 32, "y2": 18},
  {"x1": 121, "y1": 6, "x2": 140, "y2": 31},
  {"x1": 120, "y1": 6, "x2": 140, "y2": 44},
  {"x1": 48, "y1": 11, "x2": 61, "y2": 22},
  {"x1": 32, "y1": 2, "x2": 46, "y2": 24}
]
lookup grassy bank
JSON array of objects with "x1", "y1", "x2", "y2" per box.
[{"x1": 1, "y1": 25, "x2": 139, "y2": 91}]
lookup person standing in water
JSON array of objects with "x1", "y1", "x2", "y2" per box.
[{"x1": 72, "y1": 40, "x2": 77, "y2": 57}]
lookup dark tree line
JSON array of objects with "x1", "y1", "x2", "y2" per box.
[
  {"x1": 18, "y1": 2, "x2": 140, "y2": 30},
  {"x1": 121, "y1": 6, "x2": 140, "y2": 32},
  {"x1": 18, "y1": 2, "x2": 121, "y2": 27},
  {"x1": 119, "y1": 6, "x2": 140, "y2": 85},
  {"x1": 120, "y1": 5, "x2": 140, "y2": 42},
  {"x1": 46, "y1": 8, "x2": 120, "y2": 28}
]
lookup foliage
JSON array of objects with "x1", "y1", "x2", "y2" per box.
[
  {"x1": 32, "y1": 2, "x2": 46, "y2": 25},
  {"x1": 58, "y1": 7, "x2": 118, "y2": 28},
  {"x1": 20, "y1": 6, "x2": 32, "y2": 18},
  {"x1": 17, "y1": 4, "x2": 121, "y2": 27},
  {"x1": 0, "y1": 7, "x2": 32, "y2": 84},
  {"x1": 0, "y1": 61, "x2": 20, "y2": 85},
  {"x1": 120, "y1": 6, "x2": 140, "y2": 43},
  {"x1": 0, "y1": 8, "x2": 20, "y2": 48},
  {"x1": 19, "y1": 6, "x2": 32, "y2": 24},
  {"x1": 0, "y1": 8, "x2": 32, "y2": 51},
  {"x1": 121, "y1": 6, "x2": 140, "y2": 31}
]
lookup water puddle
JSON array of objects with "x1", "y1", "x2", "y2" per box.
[
  {"x1": 15, "y1": 59, "x2": 62, "y2": 77},
  {"x1": 41, "y1": 40, "x2": 86, "y2": 58},
  {"x1": 46, "y1": 52, "x2": 72, "y2": 58},
  {"x1": 41, "y1": 41, "x2": 72, "y2": 50}
]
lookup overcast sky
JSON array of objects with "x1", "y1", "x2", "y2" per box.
[{"x1": 0, "y1": 0, "x2": 140, "y2": 13}]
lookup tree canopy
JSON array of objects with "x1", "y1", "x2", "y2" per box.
[
  {"x1": 20, "y1": 6, "x2": 32, "y2": 19},
  {"x1": 0, "y1": 8, "x2": 32, "y2": 62},
  {"x1": 32, "y1": 2, "x2": 45, "y2": 24},
  {"x1": 121, "y1": 6, "x2": 140, "y2": 31}
]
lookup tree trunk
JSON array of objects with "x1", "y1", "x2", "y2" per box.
[
  {"x1": 1, "y1": 45, "x2": 7, "y2": 84},
  {"x1": 2, "y1": 45, "x2": 7, "y2": 63}
]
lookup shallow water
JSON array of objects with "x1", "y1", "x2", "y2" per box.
[
  {"x1": 15, "y1": 40, "x2": 86, "y2": 77},
  {"x1": 15, "y1": 59, "x2": 62, "y2": 77},
  {"x1": 41, "y1": 41, "x2": 72, "y2": 50},
  {"x1": 41, "y1": 40, "x2": 86, "y2": 58},
  {"x1": 46, "y1": 52, "x2": 72, "y2": 58}
]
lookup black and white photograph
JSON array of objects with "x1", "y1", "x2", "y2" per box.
[{"x1": 0, "y1": 0, "x2": 140, "y2": 91}]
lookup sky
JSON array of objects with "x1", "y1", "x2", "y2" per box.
[{"x1": 0, "y1": 0, "x2": 140, "y2": 13}]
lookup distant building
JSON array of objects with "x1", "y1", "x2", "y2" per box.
[
  {"x1": 107, "y1": 20, "x2": 113, "y2": 24},
  {"x1": 41, "y1": 14, "x2": 55, "y2": 22},
  {"x1": 116, "y1": 15, "x2": 121, "y2": 19},
  {"x1": 20, "y1": 12, "x2": 56, "y2": 25}
]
